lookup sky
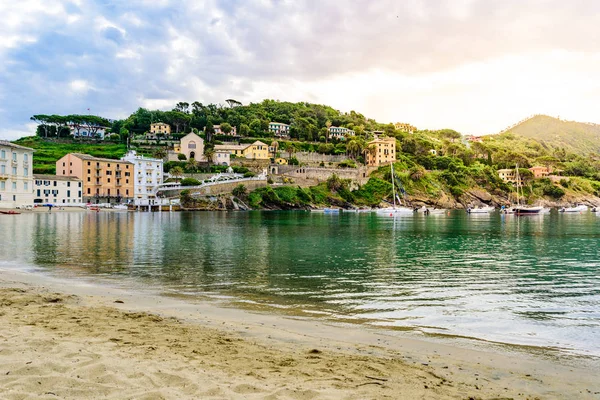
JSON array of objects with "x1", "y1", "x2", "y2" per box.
[{"x1": 1, "y1": 0, "x2": 600, "y2": 140}]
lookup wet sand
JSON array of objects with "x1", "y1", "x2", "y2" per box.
[{"x1": 0, "y1": 269, "x2": 598, "y2": 399}]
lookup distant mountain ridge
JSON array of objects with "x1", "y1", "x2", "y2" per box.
[{"x1": 503, "y1": 115, "x2": 600, "y2": 155}]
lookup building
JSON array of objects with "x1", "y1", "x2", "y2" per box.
[
  {"x1": 212, "y1": 150, "x2": 231, "y2": 166},
  {"x1": 394, "y1": 122, "x2": 417, "y2": 133},
  {"x1": 465, "y1": 135, "x2": 483, "y2": 143},
  {"x1": 150, "y1": 122, "x2": 171, "y2": 136},
  {"x1": 56, "y1": 153, "x2": 134, "y2": 204},
  {"x1": 214, "y1": 141, "x2": 270, "y2": 160},
  {"x1": 529, "y1": 166, "x2": 550, "y2": 178},
  {"x1": 364, "y1": 137, "x2": 396, "y2": 166},
  {"x1": 33, "y1": 175, "x2": 83, "y2": 205},
  {"x1": 269, "y1": 122, "x2": 290, "y2": 138},
  {"x1": 177, "y1": 132, "x2": 205, "y2": 160},
  {"x1": 0, "y1": 140, "x2": 34, "y2": 208},
  {"x1": 497, "y1": 169, "x2": 518, "y2": 184},
  {"x1": 328, "y1": 126, "x2": 355, "y2": 140},
  {"x1": 121, "y1": 150, "x2": 164, "y2": 204},
  {"x1": 213, "y1": 125, "x2": 238, "y2": 136},
  {"x1": 68, "y1": 125, "x2": 108, "y2": 139}
]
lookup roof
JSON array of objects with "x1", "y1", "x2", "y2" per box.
[
  {"x1": 181, "y1": 132, "x2": 203, "y2": 141},
  {"x1": 0, "y1": 140, "x2": 35, "y2": 151},
  {"x1": 269, "y1": 122, "x2": 289, "y2": 126},
  {"x1": 215, "y1": 144, "x2": 248, "y2": 151},
  {"x1": 151, "y1": 122, "x2": 169, "y2": 126},
  {"x1": 368, "y1": 137, "x2": 396, "y2": 144},
  {"x1": 33, "y1": 174, "x2": 82, "y2": 181},
  {"x1": 67, "y1": 153, "x2": 132, "y2": 164}
]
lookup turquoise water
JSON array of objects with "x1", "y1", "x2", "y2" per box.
[{"x1": 1, "y1": 210, "x2": 599, "y2": 356}]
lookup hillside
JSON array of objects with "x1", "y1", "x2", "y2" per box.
[
  {"x1": 13, "y1": 137, "x2": 129, "y2": 175},
  {"x1": 504, "y1": 115, "x2": 600, "y2": 155}
]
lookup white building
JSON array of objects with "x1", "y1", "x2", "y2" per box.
[
  {"x1": 0, "y1": 140, "x2": 34, "y2": 208},
  {"x1": 33, "y1": 175, "x2": 83, "y2": 205},
  {"x1": 212, "y1": 150, "x2": 231, "y2": 166},
  {"x1": 328, "y1": 126, "x2": 355, "y2": 140},
  {"x1": 269, "y1": 122, "x2": 290, "y2": 138},
  {"x1": 121, "y1": 150, "x2": 164, "y2": 205}
]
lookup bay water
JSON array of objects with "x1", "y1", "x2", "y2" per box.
[{"x1": 1, "y1": 210, "x2": 599, "y2": 357}]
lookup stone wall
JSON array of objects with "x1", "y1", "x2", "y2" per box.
[
  {"x1": 270, "y1": 166, "x2": 377, "y2": 186},
  {"x1": 189, "y1": 179, "x2": 268, "y2": 196},
  {"x1": 294, "y1": 152, "x2": 347, "y2": 163}
]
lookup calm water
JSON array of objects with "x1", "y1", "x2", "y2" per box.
[{"x1": 1, "y1": 210, "x2": 600, "y2": 356}]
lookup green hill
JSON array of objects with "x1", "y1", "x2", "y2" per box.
[{"x1": 504, "y1": 115, "x2": 600, "y2": 155}]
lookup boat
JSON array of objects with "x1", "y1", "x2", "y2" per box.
[
  {"x1": 559, "y1": 204, "x2": 588, "y2": 213},
  {"x1": 414, "y1": 206, "x2": 447, "y2": 215},
  {"x1": 511, "y1": 164, "x2": 543, "y2": 215},
  {"x1": 0, "y1": 210, "x2": 21, "y2": 215},
  {"x1": 113, "y1": 204, "x2": 128, "y2": 210},
  {"x1": 323, "y1": 208, "x2": 340, "y2": 213},
  {"x1": 467, "y1": 206, "x2": 495, "y2": 214},
  {"x1": 376, "y1": 163, "x2": 414, "y2": 215}
]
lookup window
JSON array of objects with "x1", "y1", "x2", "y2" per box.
[
  {"x1": 24, "y1": 167, "x2": 28, "y2": 176},
  {"x1": 188, "y1": 141, "x2": 196, "y2": 149},
  {"x1": 63, "y1": 170, "x2": 65, "y2": 175},
  {"x1": 0, "y1": 181, "x2": 4, "y2": 190},
  {"x1": 107, "y1": 178, "x2": 110, "y2": 183},
  {"x1": 24, "y1": 182, "x2": 28, "y2": 191},
  {"x1": 63, "y1": 162, "x2": 66, "y2": 167},
  {"x1": 67, "y1": 190, "x2": 70, "y2": 197},
  {"x1": 0, "y1": 165, "x2": 4, "y2": 174},
  {"x1": 0, "y1": 150, "x2": 5, "y2": 159},
  {"x1": 12, "y1": 152, "x2": 17, "y2": 161},
  {"x1": 78, "y1": 182, "x2": 81, "y2": 187},
  {"x1": 87, "y1": 188, "x2": 90, "y2": 194},
  {"x1": 37, "y1": 189, "x2": 40, "y2": 196},
  {"x1": 87, "y1": 177, "x2": 90, "y2": 182},
  {"x1": 12, "y1": 182, "x2": 17, "y2": 190},
  {"x1": 24, "y1": 154, "x2": 28, "y2": 162},
  {"x1": 78, "y1": 191, "x2": 81, "y2": 197},
  {"x1": 67, "y1": 182, "x2": 70, "y2": 187},
  {"x1": 88, "y1": 162, "x2": 91, "y2": 166},
  {"x1": 12, "y1": 167, "x2": 17, "y2": 175},
  {"x1": 53, "y1": 181, "x2": 57, "y2": 186}
]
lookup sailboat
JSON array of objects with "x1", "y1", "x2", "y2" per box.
[
  {"x1": 512, "y1": 164, "x2": 543, "y2": 215},
  {"x1": 376, "y1": 163, "x2": 413, "y2": 215}
]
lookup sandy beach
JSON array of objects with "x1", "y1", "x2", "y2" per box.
[{"x1": 0, "y1": 269, "x2": 599, "y2": 400}]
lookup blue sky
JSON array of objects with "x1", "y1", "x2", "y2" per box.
[{"x1": 1, "y1": 0, "x2": 600, "y2": 139}]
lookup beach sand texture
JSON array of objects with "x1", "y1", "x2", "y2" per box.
[{"x1": 0, "y1": 284, "x2": 598, "y2": 399}]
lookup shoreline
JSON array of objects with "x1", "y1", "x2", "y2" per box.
[{"x1": 1, "y1": 268, "x2": 599, "y2": 399}]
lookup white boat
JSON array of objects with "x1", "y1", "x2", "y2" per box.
[
  {"x1": 467, "y1": 206, "x2": 495, "y2": 214},
  {"x1": 113, "y1": 204, "x2": 128, "y2": 210},
  {"x1": 376, "y1": 163, "x2": 413, "y2": 215},
  {"x1": 511, "y1": 165, "x2": 542, "y2": 215},
  {"x1": 414, "y1": 206, "x2": 447, "y2": 215},
  {"x1": 323, "y1": 208, "x2": 340, "y2": 213},
  {"x1": 559, "y1": 205, "x2": 588, "y2": 213}
]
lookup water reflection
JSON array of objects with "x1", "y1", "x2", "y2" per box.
[{"x1": 0, "y1": 210, "x2": 599, "y2": 356}]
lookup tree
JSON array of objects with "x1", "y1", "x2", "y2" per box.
[
  {"x1": 174, "y1": 102, "x2": 190, "y2": 113},
  {"x1": 204, "y1": 147, "x2": 215, "y2": 167},
  {"x1": 170, "y1": 166, "x2": 184, "y2": 183},
  {"x1": 225, "y1": 99, "x2": 242, "y2": 108},
  {"x1": 30, "y1": 115, "x2": 50, "y2": 137},
  {"x1": 239, "y1": 124, "x2": 250, "y2": 137},
  {"x1": 220, "y1": 122, "x2": 232, "y2": 134},
  {"x1": 270, "y1": 140, "x2": 279, "y2": 159},
  {"x1": 346, "y1": 139, "x2": 363, "y2": 160},
  {"x1": 325, "y1": 120, "x2": 332, "y2": 143},
  {"x1": 178, "y1": 153, "x2": 187, "y2": 161},
  {"x1": 232, "y1": 184, "x2": 247, "y2": 198},
  {"x1": 205, "y1": 120, "x2": 215, "y2": 143},
  {"x1": 153, "y1": 147, "x2": 167, "y2": 160}
]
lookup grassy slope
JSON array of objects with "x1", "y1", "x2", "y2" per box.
[
  {"x1": 505, "y1": 115, "x2": 600, "y2": 154},
  {"x1": 13, "y1": 137, "x2": 130, "y2": 174}
]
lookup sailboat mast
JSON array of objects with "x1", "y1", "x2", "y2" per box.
[
  {"x1": 391, "y1": 162, "x2": 396, "y2": 208},
  {"x1": 515, "y1": 164, "x2": 520, "y2": 206}
]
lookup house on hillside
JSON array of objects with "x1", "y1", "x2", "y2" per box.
[
  {"x1": 215, "y1": 141, "x2": 270, "y2": 160},
  {"x1": 173, "y1": 132, "x2": 205, "y2": 161},
  {"x1": 328, "y1": 126, "x2": 355, "y2": 140},
  {"x1": 394, "y1": 122, "x2": 416, "y2": 133},
  {"x1": 213, "y1": 125, "x2": 238, "y2": 137},
  {"x1": 465, "y1": 135, "x2": 483, "y2": 143},
  {"x1": 529, "y1": 166, "x2": 550, "y2": 178},
  {"x1": 269, "y1": 122, "x2": 290, "y2": 138},
  {"x1": 365, "y1": 137, "x2": 396, "y2": 166}
]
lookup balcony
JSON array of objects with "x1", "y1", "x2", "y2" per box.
[
  {"x1": 94, "y1": 181, "x2": 102, "y2": 186},
  {"x1": 0, "y1": 173, "x2": 8, "y2": 181},
  {"x1": 115, "y1": 172, "x2": 122, "y2": 178},
  {"x1": 95, "y1": 172, "x2": 102, "y2": 177},
  {"x1": 11, "y1": 160, "x2": 18, "y2": 166},
  {"x1": 94, "y1": 165, "x2": 102, "y2": 170},
  {"x1": 115, "y1": 181, "x2": 123, "y2": 187}
]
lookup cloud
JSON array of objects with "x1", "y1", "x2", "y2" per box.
[{"x1": 1, "y1": 0, "x2": 600, "y2": 140}]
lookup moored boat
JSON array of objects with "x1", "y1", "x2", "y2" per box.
[
  {"x1": 376, "y1": 163, "x2": 414, "y2": 215},
  {"x1": 559, "y1": 204, "x2": 588, "y2": 213},
  {"x1": 0, "y1": 210, "x2": 21, "y2": 215},
  {"x1": 467, "y1": 206, "x2": 495, "y2": 214}
]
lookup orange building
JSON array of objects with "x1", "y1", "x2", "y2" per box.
[
  {"x1": 365, "y1": 137, "x2": 396, "y2": 166},
  {"x1": 56, "y1": 153, "x2": 134, "y2": 204},
  {"x1": 529, "y1": 166, "x2": 550, "y2": 178}
]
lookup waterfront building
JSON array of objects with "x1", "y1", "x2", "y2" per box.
[
  {"x1": 364, "y1": 137, "x2": 396, "y2": 166},
  {"x1": 328, "y1": 126, "x2": 355, "y2": 140},
  {"x1": 269, "y1": 122, "x2": 290, "y2": 138},
  {"x1": 150, "y1": 122, "x2": 171, "y2": 136},
  {"x1": 121, "y1": 150, "x2": 164, "y2": 204},
  {"x1": 214, "y1": 141, "x2": 270, "y2": 160},
  {"x1": 529, "y1": 166, "x2": 550, "y2": 178},
  {"x1": 56, "y1": 153, "x2": 134, "y2": 204},
  {"x1": 394, "y1": 122, "x2": 417, "y2": 133},
  {"x1": 0, "y1": 140, "x2": 34, "y2": 208},
  {"x1": 213, "y1": 125, "x2": 238, "y2": 136},
  {"x1": 33, "y1": 174, "x2": 82, "y2": 205}
]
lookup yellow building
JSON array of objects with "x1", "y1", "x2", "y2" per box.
[
  {"x1": 56, "y1": 153, "x2": 134, "y2": 203},
  {"x1": 394, "y1": 122, "x2": 416, "y2": 133},
  {"x1": 497, "y1": 169, "x2": 518, "y2": 184},
  {"x1": 365, "y1": 137, "x2": 396, "y2": 166},
  {"x1": 150, "y1": 122, "x2": 171, "y2": 135},
  {"x1": 215, "y1": 141, "x2": 270, "y2": 160}
]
